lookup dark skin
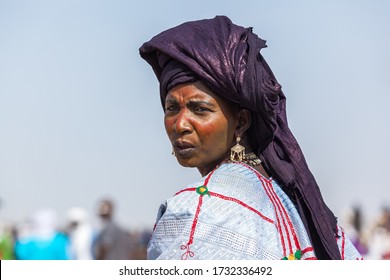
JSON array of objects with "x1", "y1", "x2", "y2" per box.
[{"x1": 164, "y1": 81, "x2": 269, "y2": 179}]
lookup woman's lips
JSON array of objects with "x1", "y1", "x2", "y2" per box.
[{"x1": 173, "y1": 141, "x2": 196, "y2": 157}]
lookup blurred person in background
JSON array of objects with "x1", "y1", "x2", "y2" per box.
[
  {"x1": 365, "y1": 206, "x2": 390, "y2": 259},
  {"x1": 66, "y1": 207, "x2": 95, "y2": 260},
  {"x1": 127, "y1": 229, "x2": 152, "y2": 260},
  {"x1": 93, "y1": 198, "x2": 134, "y2": 259},
  {"x1": 0, "y1": 222, "x2": 15, "y2": 260},
  {"x1": 0, "y1": 198, "x2": 16, "y2": 259},
  {"x1": 340, "y1": 205, "x2": 368, "y2": 257},
  {"x1": 14, "y1": 208, "x2": 70, "y2": 260}
]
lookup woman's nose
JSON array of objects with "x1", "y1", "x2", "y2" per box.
[{"x1": 174, "y1": 110, "x2": 192, "y2": 134}]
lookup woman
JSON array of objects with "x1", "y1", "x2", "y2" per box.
[{"x1": 139, "y1": 16, "x2": 362, "y2": 260}]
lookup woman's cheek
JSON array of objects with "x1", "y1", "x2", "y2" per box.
[
  {"x1": 164, "y1": 117, "x2": 175, "y2": 134},
  {"x1": 198, "y1": 124, "x2": 226, "y2": 149}
]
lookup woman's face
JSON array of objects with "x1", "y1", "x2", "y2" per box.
[{"x1": 164, "y1": 81, "x2": 239, "y2": 176}]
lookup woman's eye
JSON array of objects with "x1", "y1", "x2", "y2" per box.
[
  {"x1": 165, "y1": 105, "x2": 177, "y2": 111},
  {"x1": 195, "y1": 107, "x2": 209, "y2": 112}
]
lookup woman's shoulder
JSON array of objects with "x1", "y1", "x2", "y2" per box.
[
  {"x1": 164, "y1": 162, "x2": 271, "y2": 191},
  {"x1": 203, "y1": 162, "x2": 274, "y2": 193}
]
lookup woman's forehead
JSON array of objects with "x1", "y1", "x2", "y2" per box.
[{"x1": 166, "y1": 81, "x2": 218, "y2": 101}]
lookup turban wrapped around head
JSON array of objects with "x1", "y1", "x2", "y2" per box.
[{"x1": 139, "y1": 15, "x2": 341, "y2": 259}]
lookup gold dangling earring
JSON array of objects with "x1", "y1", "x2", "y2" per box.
[{"x1": 230, "y1": 135, "x2": 245, "y2": 162}]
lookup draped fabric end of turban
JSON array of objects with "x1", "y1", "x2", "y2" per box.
[{"x1": 139, "y1": 15, "x2": 341, "y2": 259}]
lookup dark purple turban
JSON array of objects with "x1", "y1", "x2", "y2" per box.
[{"x1": 139, "y1": 15, "x2": 341, "y2": 259}]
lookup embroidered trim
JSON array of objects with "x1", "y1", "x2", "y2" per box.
[
  {"x1": 180, "y1": 168, "x2": 217, "y2": 259},
  {"x1": 238, "y1": 162, "x2": 302, "y2": 258},
  {"x1": 301, "y1": 247, "x2": 314, "y2": 255},
  {"x1": 209, "y1": 192, "x2": 274, "y2": 224},
  {"x1": 265, "y1": 179, "x2": 300, "y2": 254},
  {"x1": 181, "y1": 195, "x2": 203, "y2": 260},
  {"x1": 175, "y1": 188, "x2": 275, "y2": 225},
  {"x1": 174, "y1": 163, "x2": 306, "y2": 260}
]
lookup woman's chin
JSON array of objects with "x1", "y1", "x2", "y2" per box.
[{"x1": 176, "y1": 157, "x2": 197, "y2": 168}]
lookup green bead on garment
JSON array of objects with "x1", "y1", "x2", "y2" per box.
[
  {"x1": 294, "y1": 250, "x2": 302, "y2": 260},
  {"x1": 196, "y1": 185, "x2": 210, "y2": 196}
]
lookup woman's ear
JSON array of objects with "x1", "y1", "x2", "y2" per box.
[{"x1": 236, "y1": 108, "x2": 252, "y2": 136}]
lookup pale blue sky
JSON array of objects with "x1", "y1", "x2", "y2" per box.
[{"x1": 0, "y1": 0, "x2": 389, "y2": 231}]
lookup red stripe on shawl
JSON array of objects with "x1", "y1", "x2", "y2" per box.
[{"x1": 209, "y1": 192, "x2": 274, "y2": 224}]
